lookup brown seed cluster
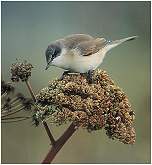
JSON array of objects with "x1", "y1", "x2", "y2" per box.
[
  {"x1": 10, "y1": 60, "x2": 33, "y2": 82},
  {"x1": 35, "y1": 70, "x2": 136, "y2": 144}
]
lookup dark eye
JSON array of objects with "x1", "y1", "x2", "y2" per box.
[
  {"x1": 54, "y1": 47, "x2": 61, "y2": 56},
  {"x1": 46, "y1": 48, "x2": 53, "y2": 63}
]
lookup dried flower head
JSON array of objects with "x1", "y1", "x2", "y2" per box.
[
  {"x1": 1, "y1": 80, "x2": 15, "y2": 95},
  {"x1": 34, "y1": 69, "x2": 135, "y2": 144},
  {"x1": 10, "y1": 60, "x2": 33, "y2": 82},
  {"x1": 2, "y1": 80, "x2": 34, "y2": 123}
]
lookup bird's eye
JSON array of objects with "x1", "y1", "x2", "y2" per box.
[
  {"x1": 53, "y1": 47, "x2": 61, "y2": 57},
  {"x1": 54, "y1": 49, "x2": 58, "y2": 56},
  {"x1": 46, "y1": 48, "x2": 54, "y2": 63}
]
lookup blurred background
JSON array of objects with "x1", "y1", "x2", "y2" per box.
[{"x1": 1, "y1": 1, "x2": 150, "y2": 163}]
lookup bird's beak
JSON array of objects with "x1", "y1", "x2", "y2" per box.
[
  {"x1": 45, "y1": 65, "x2": 49, "y2": 70},
  {"x1": 45, "y1": 62, "x2": 51, "y2": 70}
]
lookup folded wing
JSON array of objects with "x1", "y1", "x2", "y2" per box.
[
  {"x1": 62, "y1": 34, "x2": 94, "y2": 49},
  {"x1": 75, "y1": 38, "x2": 107, "y2": 56}
]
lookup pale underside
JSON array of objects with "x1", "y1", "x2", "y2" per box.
[{"x1": 51, "y1": 48, "x2": 107, "y2": 73}]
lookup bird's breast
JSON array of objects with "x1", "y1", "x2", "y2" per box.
[{"x1": 52, "y1": 49, "x2": 105, "y2": 73}]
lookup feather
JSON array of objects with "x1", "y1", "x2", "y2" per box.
[
  {"x1": 62, "y1": 34, "x2": 94, "y2": 49},
  {"x1": 75, "y1": 38, "x2": 107, "y2": 56}
]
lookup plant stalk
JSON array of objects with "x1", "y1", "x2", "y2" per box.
[
  {"x1": 42, "y1": 123, "x2": 76, "y2": 164},
  {"x1": 25, "y1": 80, "x2": 55, "y2": 146},
  {"x1": 43, "y1": 121, "x2": 56, "y2": 145},
  {"x1": 25, "y1": 80, "x2": 36, "y2": 102}
]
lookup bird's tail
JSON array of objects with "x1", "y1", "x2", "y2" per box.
[
  {"x1": 111, "y1": 36, "x2": 138, "y2": 45},
  {"x1": 104, "y1": 36, "x2": 138, "y2": 53}
]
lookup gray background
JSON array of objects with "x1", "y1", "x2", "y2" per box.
[{"x1": 1, "y1": 1, "x2": 150, "y2": 163}]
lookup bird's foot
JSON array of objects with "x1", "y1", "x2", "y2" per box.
[
  {"x1": 86, "y1": 70, "x2": 94, "y2": 84},
  {"x1": 59, "y1": 70, "x2": 71, "y2": 80}
]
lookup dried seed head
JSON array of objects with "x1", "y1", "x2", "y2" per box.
[
  {"x1": 2, "y1": 80, "x2": 34, "y2": 121},
  {"x1": 1, "y1": 81, "x2": 15, "y2": 95},
  {"x1": 34, "y1": 69, "x2": 136, "y2": 144},
  {"x1": 10, "y1": 60, "x2": 33, "y2": 82}
]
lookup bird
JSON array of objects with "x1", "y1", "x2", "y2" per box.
[{"x1": 45, "y1": 34, "x2": 137, "y2": 75}]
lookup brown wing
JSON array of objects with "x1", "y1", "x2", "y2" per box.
[
  {"x1": 62, "y1": 34, "x2": 94, "y2": 49},
  {"x1": 75, "y1": 38, "x2": 107, "y2": 56}
]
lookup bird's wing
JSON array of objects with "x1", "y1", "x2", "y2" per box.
[
  {"x1": 75, "y1": 38, "x2": 107, "y2": 56},
  {"x1": 62, "y1": 34, "x2": 94, "y2": 49}
]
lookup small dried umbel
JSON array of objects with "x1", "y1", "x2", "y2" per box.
[
  {"x1": 10, "y1": 60, "x2": 33, "y2": 82},
  {"x1": 1, "y1": 80, "x2": 15, "y2": 95},
  {"x1": 1, "y1": 80, "x2": 33, "y2": 123},
  {"x1": 34, "y1": 70, "x2": 136, "y2": 144}
]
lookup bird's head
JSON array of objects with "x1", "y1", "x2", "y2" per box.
[{"x1": 45, "y1": 43, "x2": 61, "y2": 70}]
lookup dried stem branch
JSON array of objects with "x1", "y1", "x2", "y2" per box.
[
  {"x1": 25, "y1": 80, "x2": 55, "y2": 146},
  {"x1": 25, "y1": 80, "x2": 36, "y2": 102},
  {"x1": 42, "y1": 123, "x2": 76, "y2": 164},
  {"x1": 2, "y1": 106, "x2": 25, "y2": 118},
  {"x1": 43, "y1": 121, "x2": 56, "y2": 145},
  {"x1": 1, "y1": 117, "x2": 31, "y2": 123}
]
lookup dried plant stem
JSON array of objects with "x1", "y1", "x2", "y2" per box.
[
  {"x1": 42, "y1": 123, "x2": 76, "y2": 164},
  {"x1": 2, "y1": 106, "x2": 25, "y2": 118},
  {"x1": 42, "y1": 122, "x2": 56, "y2": 145},
  {"x1": 43, "y1": 121, "x2": 56, "y2": 145},
  {"x1": 25, "y1": 80, "x2": 55, "y2": 146},
  {"x1": 1, "y1": 116, "x2": 31, "y2": 123},
  {"x1": 25, "y1": 80, "x2": 36, "y2": 102},
  {"x1": 1, "y1": 116, "x2": 31, "y2": 120}
]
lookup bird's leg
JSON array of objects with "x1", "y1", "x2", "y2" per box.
[
  {"x1": 86, "y1": 70, "x2": 94, "y2": 84},
  {"x1": 59, "y1": 70, "x2": 71, "y2": 80}
]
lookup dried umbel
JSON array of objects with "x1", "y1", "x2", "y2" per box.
[
  {"x1": 10, "y1": 60, "x2": 33, "y2": 82},
  {"x1": 34, "y1": 70, "x2": 135, "y2": 144},
  {"x1": 1, "y1": 80, "x2": 33, "y2": 123},
  {"x1": 1, "y1": 81, "x2": 15, "y2": 95}
]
